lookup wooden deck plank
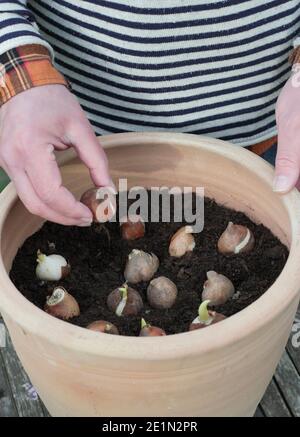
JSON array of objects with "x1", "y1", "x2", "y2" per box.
[
  {"x1": 274, "y1": 350, "x2": 300, "y2": 417},
  {"x1": 41, "y1": 403, "x2": 51, "y2": 417},
  {"x1": 260, "y1": 378, "x2": 292, "y2": 417},
  {"x1": 286, "y1": 308, "x2": 300, "y2": 375},
  {"x1": 254, "y1": 405, "x2": 265, "y2": 417},
  {"x1": 0, "y1": 350, "x2": 18, "y2": 417},
  {"x1": 0, "y1": 317, "x2": 45, "y2": 417}
]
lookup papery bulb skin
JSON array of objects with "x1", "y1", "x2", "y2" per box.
[
  {"x1": 202, "y1": 271, "x2": 235, "y2": 306},
  {"x1": 44, "y1": 287, "x2": 80, "y2": 320},
  {"x1": 107, "y1": 284, "x2": 143, "y2": 316},
  {"x1": 87, "y1": 320, "x2": 119, "y2": 335},
  {"x1": 189, "y1": 311, "x2": 226, "y2": 331},
  {"x1": 124, "y1": 249, "x2": 159, "y2": 284},
  {"x1": 120, "y1": 214, "x2": 145, "y2": 240},
  {"x1": 217, "y1": 222, "x2": 254, "y2": 255},
  {"x1": 147, "y1": 276, "x2": 178, "y2": 309},
  {"x1": 80, "y1": 187, "x2": 116, "y2": 223},
  {"x1": 139, "y1": 322, "x2": 166, "y2": 337},
  {"x1": 169, "y1": 226, "x2": 195, "y2": 258},
  {"x1": 189, "y1": 300, "x2": 226, "y2": 331}
]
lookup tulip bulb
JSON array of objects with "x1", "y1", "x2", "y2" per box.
[
  {"x1": 107, "y1": 284, "x2": 143, "y2": 316},
  {"x1": 169, "y1": 225, "x2": 195, "y2": 257},
  {"x1": 139, "y1": 318, "x2": 166, "y2": 337},
  {"x1": 87, "y1": 320, "x2": 119, "y2": 335},
  {"x1": 202, "y1": 271, "x2": 235, "y2": 306},
  {"x1": 147, "y1": 276, "x2": 178, "y2": 309},
  {"x1": 124, "y1": 249, "x2": 159, "y2": 284},
  {"x1": 36, "y1": 250, "x2": 70, "y2": 281},
  {"x1": 218, "y1": 222, "x2": 254, "y2": 255},
  {"x1": 120, "y1": 214, "x2": 145, "y2": 240},
  {"x1": 44, "y1": 287, "x2": 80, "y2": 320},
  {"x1": 189, "y1": 300, "x2": 226, "y2": 331},
  {"x1": 80, "y1": 187, "x2": 116, "y2": 223}
]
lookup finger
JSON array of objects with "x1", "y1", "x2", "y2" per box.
[
  {"x1": 273, "y1": 132, "x2": 300, "y2": 194},
  {"x1": 68, "y1": 122, "x2": 112, "y2": 188},
  {"x1": 25, "y1": 144, "x2": 92, "y2": 223},
  {"x1": 12, "y1": 170, "x2": 91, "y2": 226}
]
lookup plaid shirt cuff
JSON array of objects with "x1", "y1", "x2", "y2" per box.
[
  {"x1": 0, "y1": 44, "x2": 69, "y2": 106},
  {"x1": 249, "y1": 136, "x2": 277, "y2": 156},
  {"x1": 289, "y1": 46, "x2": 300, "y2": 65}
]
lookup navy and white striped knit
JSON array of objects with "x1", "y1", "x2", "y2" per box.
[{"x1": 0, "y1": 0, "x2": 300, "y2": 145}]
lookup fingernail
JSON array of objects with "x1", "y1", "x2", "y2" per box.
[{"x1": 273, "y1": 175, "x2": 291, "y2": 193}]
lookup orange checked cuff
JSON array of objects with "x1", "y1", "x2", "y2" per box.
[
  {"x1": 0, "y1": 44, "x2": 69, "y2": 106},
  {"x1": 289, "y1": 45, "x2": 300, "y2": 65},
  {"x1": 249, "y1": 136, "x2": 277, "y2": 156}
]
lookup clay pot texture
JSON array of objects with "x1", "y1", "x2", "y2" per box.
[{"x1": 0, "y1": 132, "x2": 300, "y2": 417}]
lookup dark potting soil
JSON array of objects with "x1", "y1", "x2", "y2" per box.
[{"x1": 10, "y1": 193, "x2": 288, "y2": 336}]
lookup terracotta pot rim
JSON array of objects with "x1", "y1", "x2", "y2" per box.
[{"x1": 1, "y1": 132, "x2": 300, "y2": 360}]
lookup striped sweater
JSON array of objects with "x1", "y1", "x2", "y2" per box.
[{"x1": 0, "y1": 0, "x2": 300, "y2": 145}]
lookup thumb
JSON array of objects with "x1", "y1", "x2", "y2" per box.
[{"x1": 273, "y1": 141, "x2": 300, "y2": 194}]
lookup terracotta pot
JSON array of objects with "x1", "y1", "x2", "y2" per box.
[{"x1": 0, "y1": 132, "x2": 300, "y2": 417}]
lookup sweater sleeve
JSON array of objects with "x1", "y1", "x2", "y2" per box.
[
  {"x1": 0, "y1": 1, "x2": 53, "y2": 56},
  {"x1": 0, "y1": 2, "x2": 69, "y2": 105}
]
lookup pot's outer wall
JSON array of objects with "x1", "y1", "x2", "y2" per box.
[{"x1": 1, "y1": 133, "x2": 300, "y2": 417}]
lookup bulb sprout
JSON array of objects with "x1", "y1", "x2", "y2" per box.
[
  {"x1": 115, "y1": 284, "x2": 128, "y2": 317},
  {"x1": 119, "y1": 284, "x2": 128, "y2": 299},
  {"x1": 36, "y1": 249, "x2": 46, "y2": 263},
  {"x1": 107, "y1": 285, "x2": 143, "y2": 317},
  {"x1": 141, "y1": 318, "x2": 148, "y2": 329},
  {"x1": 198, "y1": 300, "x2": 211, "y2": 322}
]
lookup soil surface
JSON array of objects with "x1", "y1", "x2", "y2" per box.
[{"x1": 10, "y1": 193, "x2": 288, "y2": 336}]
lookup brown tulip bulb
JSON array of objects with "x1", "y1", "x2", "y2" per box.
[
  {"x1": 147, "y1": 276, "x2": 178, "y2": 309},
  {"x1": 44, "y1": 287, "x2": 80, "y2": 320},
  {"x1": 169, "y1": 225, "x2": 195, "y2": 257},
  {"x1": 139, "y1": 318, "x2": 166, "y2": 337},
  {"x1": 217, "y1": 222, "x2": 255, "y2": 255},
  {"x1": 87, "y1": 320, "x2": 119, "y2": 335},
  {"x1": 80, "y1": 187, "x2": 116, "y2": 223},
  {"x1": 120, "y1": 214, "x2": 145, "y2": 240},
  {"x1": 189, "y1": 300, "x2": 226, "y2": 331},
  {"x1": 202, "y1": 271, "x2": 235, "y2": 306},
  {"x1": 124, "y1": 249, "x2": 159, "y2": 284},
  {"x1": 107, "y1": 284, "x2": 143, "y2": 316}
]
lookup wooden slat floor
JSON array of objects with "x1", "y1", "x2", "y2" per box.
[{"x1": 0, "y1": 307, "x2": 299, "y2": 417}]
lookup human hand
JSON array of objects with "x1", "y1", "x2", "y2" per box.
[
  {"x1": 0, "y1": 84, "x2": 111, "y2": 225},
  {"x1": 274, "y1": 72, "x2": 300, "y2": 193}
]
